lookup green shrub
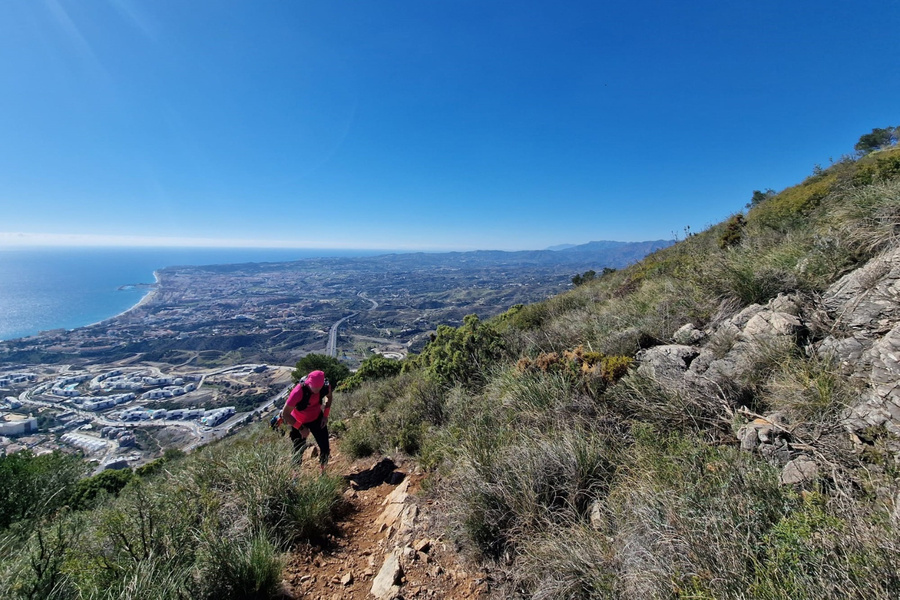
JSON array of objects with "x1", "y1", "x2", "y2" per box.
[
  {"x1": 749, "y1": 175, "x2": 835, "y2": 232},
  {"x1": 81, "y1": 556, "x2": 194, "y2": 600},
  {"x1": 291, "y1": 353, "x2": 350, "y2": 387},
  {"x1": 447, "y1": 428, "x2": 617, "y2": 558},
  {"x1": 282, "y1": 474, "x2": 344, "y2": 541},
  {"x1": 719, "y1": 213, "x2": 746, "y2": 248},
  {"x1": 495, "y1": 302, "x2": 551, "y2": 331},
  {"x1": 0, "y1": 515, "x2": 82, "y2": 600},
  {"x1": 603, "y1": 429, "x2": 795, "y2": 598},
  {"x1": 336, "y1": 354, "x2": 403, "y2": 392},
  {"x1": 184, "y1": 432, "x2": 343, "y2": 545},
  {"x1": 608, "y1": 372, "x2": 730, "y2": 432},
  {"x1": 415, "y1": 314, "x2": 505, "y2": 388},
  {"x1": 709, "y1": 250, "x2": 801, "y2": 305},
  {"x1": 341, "y1": 414, "x2": 381, "y2": 458},
  {"x1": 0, "y1": 451, "x2": 87, "y2": 529},
  {"x1": 69, "y1": 469, "x2": 135, "y2": 511},
  {"x1": 766, "y1": 353, "x2": 859, "y2": 424},
  {"x1": 197, "y1": 533, "x2": 283, "y2": 600},
  {"x1": 513, "y1": 524, "x2": 616, "y2": 600},
  {"x1": 750, "y1": 492, "x2": 900, "y2": 599}
]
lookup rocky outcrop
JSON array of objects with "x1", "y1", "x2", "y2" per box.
[
  {"x1": 632, "y1": 294, "x2": 811, "y2": 476},
  {"x1": 817, "y1": 246, "x2": 900, "y2": 436},
  {"x1": 628, "y1": 245, "x2": 900, "y2": 479},
  {"x1": 636, "y1": 293, "x2": 803, "y2": 395}
]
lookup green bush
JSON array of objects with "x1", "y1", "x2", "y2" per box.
[
  {"x1": 336, "y1": 354, "x2": 403, "y2": 392},
  {"x1": 749, "y1": 175, "x2": 835, "y2": 232},
  {"x1": 448, "y1": 428, "x2": 617, "y2": 558},
  {"x1": 0, "y1": 423, "x2": 346, "y2": 600},
  {"x1": 341, "y1": 414, "x2": 381, "y2": 458},
  {"x1": 766, "y1": 353, "x2": 859, "y2": 424},
  {"x1": 291, "y1": 353, "x2": 350, "y2": 387},
  {"x1": 719, "y1": 213, "x2": 746, "y2": 248},
  {"x1": 183, "y1": 431, "x2": 344, "y2": 545},
  {"x1": 513, "y1": 524, "x2": 616, "y2": 600},
  {"x1": 0, "y1": 515, "x2": 82, "y2": 600},
  {"x1": 0, "y1": 450, "x2": 87, "y2": 529},
  {"x1": 69, "y1": 469, "x2": 135, "y2": 511},
  {"x1": 414, "y1": 314, "x2": 505, "y2": 388},
  {"x1": 197, "y1": 533, "x2": 283, "y2": 600}
]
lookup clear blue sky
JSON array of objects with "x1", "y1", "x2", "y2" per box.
[{"x1": 1, "y1": 1, "x2": 897, "y2": 251}]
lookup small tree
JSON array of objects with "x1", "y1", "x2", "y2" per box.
[
  {"x1": 291, "y1": 353, "x2": 350, "y2": 387},
  {"x1": 572, "y1": 269, "x2": 597, "y2": 286},
  {"x1": 855, "y1": 126, "x2": 900, "y2": 154},
  {"x1": 747, "y1": 188, "x2": 776, "y2": 209}
]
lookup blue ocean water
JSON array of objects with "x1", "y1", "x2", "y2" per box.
[{"x1": 0, "y1": 247, "x2": 383, "y2": 342}]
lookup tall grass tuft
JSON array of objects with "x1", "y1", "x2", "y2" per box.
[
  {"x1": 447, "y1": 427, "x2": 617, "y2": 558},
  {"x1": 765, "y1": 352, "x2": 859, "y2": 425},
  {"x1": 196, "y1": 532, "x2": 283, "y2": 600}
]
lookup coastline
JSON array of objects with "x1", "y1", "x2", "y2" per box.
[{"x1": 86, "y1": 270, "x2": 161, "y2": 329}]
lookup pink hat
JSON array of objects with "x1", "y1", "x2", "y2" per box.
[{"x1": 307, "y1": 370, "x2": 325, "y2": 389}]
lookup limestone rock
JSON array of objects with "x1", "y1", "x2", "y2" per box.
[
  {"x1": 741, "y1": 310, "x2": 801, "y2": 340},
  {"x1": 371, "y1": 548, "x2": 403, "y2": 600},
  {"x1": 375, "y1": 479, "x2": 411, "y2": 531},
  {"x1": 589, "y1": 500, "x2": 607, "y2": 531},
  {"x1": 816, "y1": 247, "x2": 900, "y2": 437},
  {"x1": 673, "y1": 323, "x2": 705, "y2": 345},
  {"x1": 382, "y1": 478, "x2": 410, "y2": 506},
  {"x1": 398, "y1": 503, "x2": 418, "y2": 538},
  {"x1": 769, "y1": 293, "x2": 801, "y2": 316},
  {"x1": 737, "y1": 415, "x2": 791, "y2": 463},
  {"x1": 781, "y1": 457, "x2": 818, "y2": 485},
  {"x1": 635, "y1": 344, "x2": 699, "y2": 385}
]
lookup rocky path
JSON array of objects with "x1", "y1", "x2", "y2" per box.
[{"x1": 280, "y1": 447, "x2": 489, "y2": 600}]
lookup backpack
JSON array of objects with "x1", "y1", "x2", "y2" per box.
[{"x1": 292, "y1": 375, "x2": 331, "y2": 412}]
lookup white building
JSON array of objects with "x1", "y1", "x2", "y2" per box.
[
  {"x1": 52, "y1": 387, "x2": 81, "y2": 398},
  {"x1": 83, "y1": 399, "x2": 115, "y2": 411},
  {"x1": 0, "y1": 413, "x2": 38, "y2": 436},
  {"x1": 61, "y1": 433, "x2": 107, "y2": 453},
  {"x1": 200, "y1": 406, "x2": 235, "y2": 427}
]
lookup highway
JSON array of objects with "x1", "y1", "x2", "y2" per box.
[{"x1": 325, "y1": 292, "x2": 379, "y2": 357}]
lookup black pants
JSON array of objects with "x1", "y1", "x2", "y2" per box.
[{"x1": 289, "y1": 413, "x2": 330, "y2": 466}]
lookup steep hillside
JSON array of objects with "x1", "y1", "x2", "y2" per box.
[{"x1": 334, "y1": 145, "x2": 900, "y2": 599}]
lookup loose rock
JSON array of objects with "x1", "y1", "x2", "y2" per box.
[
  {"x1": 781, "y1": 457, "x2": 818, "y2": 485},
  {"x1": 371, "y1": 547, "x2": 403, "y2": 600}
]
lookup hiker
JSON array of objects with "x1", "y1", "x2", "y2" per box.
[{"x1": 281, "y1": 369, "x2": 332, "y2": 473}]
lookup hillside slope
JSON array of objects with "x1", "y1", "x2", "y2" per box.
[
  {"x1": 335, "y1": 145, "x2": 900, "y2": 599},
  {"x1": 2, "y1": 145, "x2": 899, "y2": 600}
]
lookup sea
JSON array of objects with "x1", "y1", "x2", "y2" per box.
[{"x1": 0, "y1": 247, "x2": 386, "y2": 342}]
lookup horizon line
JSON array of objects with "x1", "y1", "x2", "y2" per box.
[{"x1": 0, "y1": 232, "x2": 666, "y2": 253}]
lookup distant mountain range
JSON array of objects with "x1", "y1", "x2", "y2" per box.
[
  {"x1": 346, "y1": 239, "x2": 675, "y2": 271},
  {"x1": 549, "y1": 240, "x2": 673, "y2": 253},
  {"x1": 194, "y1": 239, "x2": 676, "y2": 275}
]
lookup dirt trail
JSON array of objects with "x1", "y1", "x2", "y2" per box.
[{"x1": 280, "y1": 444, "x2": 489, "y2": 600}]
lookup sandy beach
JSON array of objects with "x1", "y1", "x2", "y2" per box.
[{"x1": 86, "y1": 270, "x2": 161, "y2": 328}]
